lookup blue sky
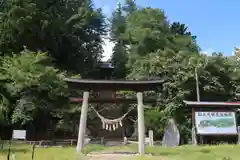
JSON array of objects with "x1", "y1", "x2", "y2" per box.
[{"x1": 93, "y1": 0, "x2": 240, "y2": 59}]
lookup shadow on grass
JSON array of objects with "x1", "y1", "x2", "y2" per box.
[
  {"x1": 146, "y1": 146, "x2": 211, "y2": 156},
  {"x1": 199, "y1": 149, "x2": 211, "y2": 153},
  {"x1": 150, "y1": 151, "x2": 180, "y2": 156},
  {"x1": 0, "y1": 148, "x2": 29, "y2": 155},
  {"x1": 83, "y1": 144, "x2": 106, "y2": 154}
]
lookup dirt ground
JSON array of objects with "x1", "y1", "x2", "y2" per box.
[
  {"x1": 86, "y1": 153, "x2": 165, "y2": 160},
  {"x1": 87, "y1": 153, "x2": 137, "y2": 160}
]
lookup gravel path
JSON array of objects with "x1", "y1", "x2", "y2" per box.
[
  {"x1": 87, "y1": 153, "x2": 138, "y2": 160},
  {"x1": 86, "y1": 153, "x2": 166, "y2": 160}
]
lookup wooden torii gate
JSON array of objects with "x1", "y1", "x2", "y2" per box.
[{"x1": 64, "y1": 78, "x2": 164, "y2": 155}]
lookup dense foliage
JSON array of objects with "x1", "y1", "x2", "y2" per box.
[
  {"x1": 0, "y1": 0, "x2": 105, "y2": 76},
  {"x1": 0, "y1": 0, "x2": 240, "y2": 142},
  {"x1": 109, "y1": 1, "x2": 240, "y2": 140}
]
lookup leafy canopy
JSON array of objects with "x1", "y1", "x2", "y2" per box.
[{"x1": 0, "y1": 48, "x2": 68, "y2": 125}]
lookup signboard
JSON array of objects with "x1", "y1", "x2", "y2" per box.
[
  {"x1": 12, "y1": 130, "x2": 26, "y2": 140},
  {"x1": 195, "y1": 112, "x2": 237, "y2": 135}
]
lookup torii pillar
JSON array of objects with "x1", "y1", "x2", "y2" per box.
[
  {"x1": 137, "y1": 92, "x2": 145, "y2": 155},
  {"x1": 76, "y1": 91, "x2": 89, "y2": 152},
  {"x1": 76, "y1": 91, "x2": 145, "y2": 155}
]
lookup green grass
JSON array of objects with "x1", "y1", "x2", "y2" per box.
[
  {"x1": 144, "y1": 145, "x2": 238, "y2": 160},
  {"x1": 119, "y1": 144, "x2": 240, "y2": 160},
  {"x1": 0, "y1": 143, "x2": 82, "y2": 160},
  {"x1": 1, "y1": 143, "x2": 240, "y2": 160}
]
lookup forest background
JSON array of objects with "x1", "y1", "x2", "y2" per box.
[{"x1": 0, "y1": 0, "x2": 239, "y2": 142}]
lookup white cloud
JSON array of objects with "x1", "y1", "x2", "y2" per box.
[
  {"x1": 201, "y1": 48, "x2": 215, "y2": 56},
  {"x1": 232, "y1": 46, "x2": 240, "y2": 56},
  {"x1": 93, "y1": 0, "x2": 127, "y2": 61},
  {"x1": 102, "y1": 37, "x2": 115, "y2": 61}
]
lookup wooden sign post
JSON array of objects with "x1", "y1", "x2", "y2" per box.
[
  {"x1": 238, "y1": 126, "x2": 240, "y2": 144},
  {"x1": 184, "y1": 101, "x2": 240, "y2": 145}
]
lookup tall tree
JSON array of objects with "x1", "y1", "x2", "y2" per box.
[
  {"x1": 110, "y1": 2, "x2": 128, "y2": 79},
  {"x1": 0, "y1": 0, "x2": 106, "y2": 76},
  {"x1": 170, "y1": 22, "x2": 191, "y2": 35},
  {"x1": 123, "y1": 0, "x2": 137, "y2": 14},
  {"x1": 122, "y1": 6, "x2": 240, "y2": 141},
  {"x1": 0, "y1": 48, "x2": 69, "y2": 136},
  {"x1": 123, "y1": 7, "x2": 201, "y2": 139},
  {"x1": 170, "y1": 22, "x2": 199, "y2": 52}
]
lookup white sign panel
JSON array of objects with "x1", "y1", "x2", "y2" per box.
[
  {"x1": 145, "y1": 137, "x2": 150, "y2": 143},
  {"x1": 12, "y1": 130, "x2": 26, "y2": 140},
  {"x1": 195, "y1": 112, "x2": 237, "y2": 135}
]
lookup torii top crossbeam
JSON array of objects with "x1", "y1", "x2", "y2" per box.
[
  {"x1": 64, "y1": 78, "x2": 164, "y2": 91},
  {"x1": 183, "y1": 100, "x2": 240, "y2": 109}
]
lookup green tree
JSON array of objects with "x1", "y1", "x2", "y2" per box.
[
  {"x1": 170, "y1": 22, "x2": 191, "y2": 35},
  {"x1": 0, "y1": 49, "x2": 69, "y2": 134},
  {"x1": 123, "y1": 7, "x2": 201, "y2": 139},
  {"x1": 110, "y1": 2, "x2": 128, "y2": 79},
  {"x1": 123, "y1": 6, "x2": 240, "y2": 141},
  {"x1": 0, "y1": 0, "x2": 106, "y2": 76},
  {"x1": 122, "y1": 0, "x2": 137, "y2": 14},
  {"x1": 170, "y1": 22, "x2": 199, "y2": 52}
]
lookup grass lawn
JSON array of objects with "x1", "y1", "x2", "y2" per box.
[
  {"x1": 0, "y1": 142, "x2": 240, "y2": 160},
  {"x1": 0, "y1": 143, "x2": 81, "y2": 160},
  {"x1": 145, "y1": 145, "x2": 238, "y2": 160}
]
